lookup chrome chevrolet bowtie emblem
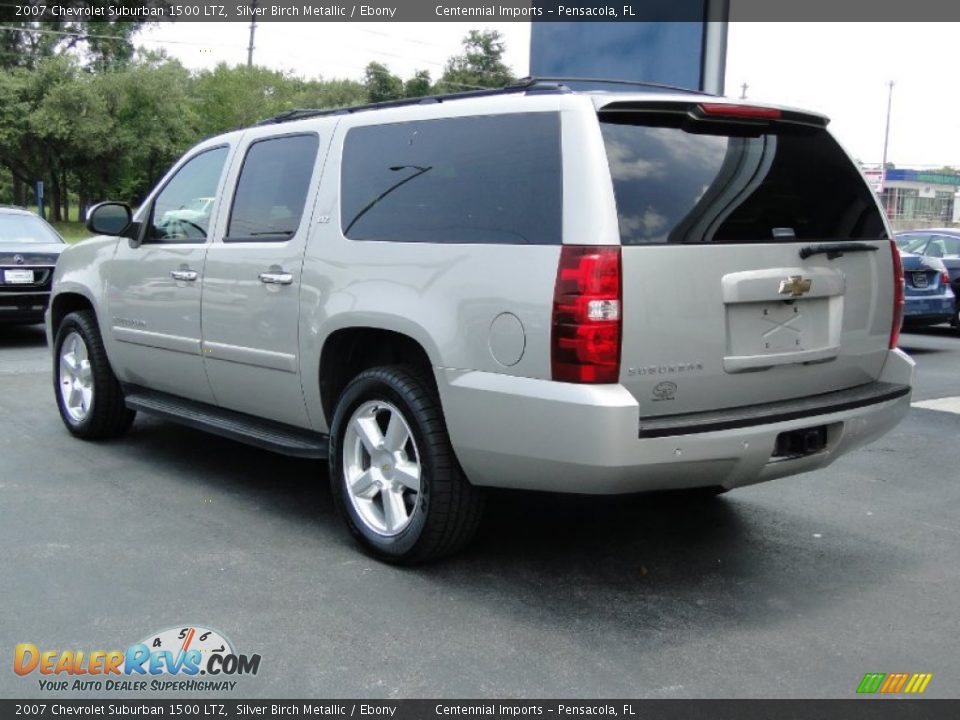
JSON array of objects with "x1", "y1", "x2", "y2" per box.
[
  {"x1": 14, "y1": 254, "x2": 24, "y2": 265},
  {"x1": 779, "y1": 275, "x2": 812, "y2": 297}
]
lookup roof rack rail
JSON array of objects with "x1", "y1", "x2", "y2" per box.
[
  {"x1": 519, "y1": 76, "x2": 717, "y2": 97},
  {"x1": 255, "y1": 79, "x2": 571, "y2": 126}
]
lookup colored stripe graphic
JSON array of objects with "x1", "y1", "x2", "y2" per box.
[
  {"x1": 904, "y1": 673, "x2": 933, "y2": 694},
  {"x1": 880, "y1": 673, "x2": 909, "y2": 693},
  {"x1": 857, "y1": 673, "x2": 885, "y2": 693},
  {"x1": 857, "y1": 672, "x2": 932, "y2": 694}
]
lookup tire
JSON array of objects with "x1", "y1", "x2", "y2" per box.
[
  {"x1": 53, "y1": 310, "x2": 135, "y2": 440},
  {"x1": 329, "y1": 365, "x2": 484, "y2": 564}
]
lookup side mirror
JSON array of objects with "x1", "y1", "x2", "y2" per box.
[{"x1": 86, "y1": 202, "x2": 133, "y2": 237}]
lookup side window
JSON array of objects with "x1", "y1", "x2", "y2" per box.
[
  {"x1": 226, "y1": 134, "x2": 320, "y2": 242},
  {"x1": 149, "y1": 146, "x2": 229, "y2": 243},
  {"x1": 340, "y1": 113, "x2": 562, "y2": 245},
  {"x1": 938, "y1": 235, "x2": 960, "y2": 258}
]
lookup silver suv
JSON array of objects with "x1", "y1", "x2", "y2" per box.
[{"x1": 48, "y1": 81, "x2": 914, "y2": 563}]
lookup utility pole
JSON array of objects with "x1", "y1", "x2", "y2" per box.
[
  {"x1": 881, "y1": 80, "x2": 894, "y2": 213},
  {"x1": 246, "y1": 0, "x2": 257, "y2": 67},
  {"x1": 739, "y1": 82, "x2": 748, "y2": 99}
]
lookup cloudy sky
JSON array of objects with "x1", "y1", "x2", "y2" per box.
[{"x1": 138, "y1": 21, "x2": 960, "y2": 168}]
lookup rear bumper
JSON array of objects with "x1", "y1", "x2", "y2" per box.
[
  {"x1": 903, "y1": 294, "x2": 954, "y2": 321},
  {"x1": 438, "y1": 349, "x2": 914, "y2": 494}
]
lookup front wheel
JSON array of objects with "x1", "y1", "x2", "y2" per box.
[
  {"x1": 329, "y1": 365, "x2": 484, "y2": 564},
  {"x1": 53, "y1": 310, "x2": 135, "y2": 439}
]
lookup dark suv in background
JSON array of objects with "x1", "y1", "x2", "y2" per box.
[{"x1": 0, "y1": 206, "x2": 66, "y2": 325}]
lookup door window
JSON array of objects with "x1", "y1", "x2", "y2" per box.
[
  {"x1": 148, "y1": 146, "x2": 229, "y2": 243},
  {"x1": 226, "y1": 134, "x2": 320, "y2": 242}
]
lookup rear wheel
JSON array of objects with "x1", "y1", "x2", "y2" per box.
[
  {"x1": 329, "y1": 365, "x2": 484, "y2": 564},
  {"x1": 53, "y1": 310, "x2": 135, "y2": 439}
]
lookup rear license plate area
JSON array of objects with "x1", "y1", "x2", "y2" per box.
[
  {"x1": 773, "y1": 425, "x2": 828, "y2": 458},
  {"x1": 912, "y1": 272, "x2": 928, "y2": 288}
]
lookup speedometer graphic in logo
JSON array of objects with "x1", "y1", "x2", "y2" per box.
[{"x1": 135, "y1": 625, "x2": 233, "y2": 674}]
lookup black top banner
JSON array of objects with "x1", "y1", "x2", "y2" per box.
[{"x1": 4, "y1": 0, "x2": 960, "y2": 22}]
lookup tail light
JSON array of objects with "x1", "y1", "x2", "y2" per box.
[
  {"x1": 942, "y1": 269, "x2": 951, "y2": 288},
  {"x1": 889, "y1": 241, "x2": 905, "y2": 349},
  {"x1": 551, "y1": 246, "x2": 622, "y2": 383}
]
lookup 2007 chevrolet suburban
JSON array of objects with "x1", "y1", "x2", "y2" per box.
[{"x1": 47, "y1": 80, "x2": 914, "y2": 563}]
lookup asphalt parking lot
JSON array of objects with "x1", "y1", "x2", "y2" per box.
[{"x1": 1, "y1": 323, "x2": 959, "y2": 699}]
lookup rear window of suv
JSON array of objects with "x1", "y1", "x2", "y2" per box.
[
  {"x1": 341, "y1": 113, "x2": 562, "y2": 245},
  {"x1": 600, "y1": 113, "x2": 887, "y2": 245}
]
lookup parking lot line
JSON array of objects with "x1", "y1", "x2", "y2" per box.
[{"x1": 912, "y1": 396, "x2": 960, "y2": 415}]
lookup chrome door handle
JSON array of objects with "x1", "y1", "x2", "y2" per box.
[
  {"x1": 170, "y1": 270, "x2": 198, "y2": 282},
  {"x1": 259, "y1": 272, "x2": 293, "y2": 285}
]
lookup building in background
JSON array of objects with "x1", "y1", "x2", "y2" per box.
[{"x1": 876, "y1": 168, "x2": 960, "y2": 228}]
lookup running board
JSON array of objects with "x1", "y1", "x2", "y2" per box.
[{"x1": 123, "y1": 387, "x2": 329, "y2": 459}]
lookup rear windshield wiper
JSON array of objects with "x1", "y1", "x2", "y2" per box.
[{"x1": 799, "y1": 242, "x2": 880, "y2": 260}]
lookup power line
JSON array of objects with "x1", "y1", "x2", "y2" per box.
[
  {"x1": 356, "y1": 28, "x2": 447, "y2": 50},
  {"x1": 0, "y1": 24, "x2": 242, "y2": 48}
]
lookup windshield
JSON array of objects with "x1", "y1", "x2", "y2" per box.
[
  {"x1": 600, "y1": 115, "x2": 887, "y2": 244},
  {"x1": 0, "y1": 214, "x2": 64, "y2": 244}
]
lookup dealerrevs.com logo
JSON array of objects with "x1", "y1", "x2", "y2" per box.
[{"x1": 14, "y1": 625, "x2": 261, "y2": 692}]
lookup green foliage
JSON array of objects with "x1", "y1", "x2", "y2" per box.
[
  {"x1": 364, "y1": 61, "x2": 404, "y2": 103},
  {"x1": 0, "y1": 10, "x2": 149, "y2": 71},
  {"x1": 292, "y1": 77, "x2": 366, "y2": 110},
  {"x1": 94, "y1": 56, "x2": 198, "y2": 201},
  {"x1": 53, "y1": 221, "x2": 90, "y2": 244},
  {"x1": 192, "y1": 63, "x2": 297, "y2": 135},
  {"x1": 404, "y1": 70, "x2": 432, "y2": 98},
  {"x1": 439, "y1": 30, "x2": 514, "y2": 92}
]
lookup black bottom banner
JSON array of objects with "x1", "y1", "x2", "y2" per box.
[{"x1": 2, "y1": 700, "x2": 958, "y2": 720}]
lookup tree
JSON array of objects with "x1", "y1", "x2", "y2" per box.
[
  {"x1": 0, "y1": 57, "x2": 80, "y2": 219},
  {"x1": 191, "y1": 63, "x2": 301, "y2": 135},
  {"x1": 293, "y1": 77, "x2": 366, "y2": 110},
  {"x1": 0, "y1": 1, "x2": 155, "y2": 71},
  {"x1": 439, "y1": 30, "x2": 514, "y2": 92},
  {"x1": 90, "y1": 55, "x2": 198, "y2": 205},
  {"x1": 404, "y1": 69, "x2": 432, "y2": 98},
  {"x1": 363, "y1": 62, "x2": 404, "y2": 103}
]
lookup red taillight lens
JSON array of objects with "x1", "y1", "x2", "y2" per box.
[
  {"x1": 890, "y1": 241, "x2": 905, "y2": 349},
  {"x1": 942, "y1": 269, "x2": 951, "y2": 287},
  {"x1": 551, "y1": 246, "x2": 622, "y2": 383},
  {"x1": 697, "y1": 103, "x2": 782, "y2": 120}
]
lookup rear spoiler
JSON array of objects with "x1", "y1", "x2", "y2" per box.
[{"x1": 598, "y1": 100, "x2": 830, "y2": 128}]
